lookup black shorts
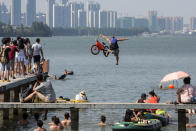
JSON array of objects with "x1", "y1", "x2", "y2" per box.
[
  {"x1": 112, "y1": 49, "x2": 119, "y2": 56},
  {"x1": 33, "y1": 55, "x2": 41, "y2": 63}
]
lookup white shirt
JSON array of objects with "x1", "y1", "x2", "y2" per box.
[
  {"x1": 75, "y1": 94, "x2": 87, "y2": 101},
  {"x1": 32, "y1": 43, "x2": 42, "y2": 56},
  {"x1": 180, "y1": 84, "x2": 195, "y2": 103}
]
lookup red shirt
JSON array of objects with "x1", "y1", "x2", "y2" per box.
[{"x1": 9, "y1": 45, "x2": 18, "y2": 60}]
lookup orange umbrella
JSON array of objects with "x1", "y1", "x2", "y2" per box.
[{"x1": 161, "y1": 71, "x2": 190, "y2": 83}]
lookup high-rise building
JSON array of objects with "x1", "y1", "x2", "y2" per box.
[
  {"x1": 36, "y1": 13, "x2": 46, "y2": 24},
  {"x1": 52, "y1": 3, "x2": 74, "y2": 28},
  {"x1": 108, "y1": 11, "x2": 117, "y2": 28},
  {"x1": 87, "y1": 1, "x2": 100, "y2": 28},
  {"x1": 165, "y1": 17, "x2": 173, "y2": 32},
  {"x1": 46, "y1": 0, "x2": 55, "y2": 28},
  {"x1": 65, "y1": 3, "x2": 72, "y2": 28},
  {"x1": 0, "y1": 2, "x2": 10, "y2": 24},
  {"x1": 60, "y1": 0, "x2": 68, "y2": 4},
  {"x1": 148, "y1": 10, "x2": 159, "y2": 32},
  {"x1": 26, "y1": 0, "x2": 36, "y2": 26},
  {"x1": 0, "y1": 2, "x2": 7, "y2": 12},
  {"x1": 133, "y1": 18, "x2": 149, "y2": 28},
  {"x1": 88, "y1": 11, "x2": 95, "y2": 28},
  {"x1": 71, "y1": 2, "x2": 84, "y2": 28},
  {"x1": 78, "y1": 10, "x2": 87, "y2": 27},
  {"x1": 117, "y1": 17, "x2": 134, "y2": 29},
  {"x1": 99, "y1": 11, "x2": 108, "y2": 28},
  {"x1": 190, "y1": 17, "x2": 196, "y2": 30},
  {"x1": 11, "y1": 0, "x2": 21, "y2": 26},
  {"x1": 53, "y1": 4, "x2": 66, "y2": 28},
  {"x1": 173, "y1": 17, "x2": 183, "y2": 31},
  {"x1": 158, "y1": 17, "x2": 166, "y2": 31}
]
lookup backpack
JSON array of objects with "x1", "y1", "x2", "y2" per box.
[{"x1": 0, "y1": 47, "x2": 8, "y2": 64}]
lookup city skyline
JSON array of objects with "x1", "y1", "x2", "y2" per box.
[
  {"x1": 0, "y1": 0, "x2": 196, "y2": 23},
  {"x1": 1, "y1": 0, "x2": 196, "y2": 33}
]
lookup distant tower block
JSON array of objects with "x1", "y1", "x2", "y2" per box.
[
  {"x1": 11, "y1": 0, "x2": 21, "y2": 26},
  {"x1": 46, "y1": 0, "x2": 55, "y2": 28},
  {"x1": 26, "y1": 0, "x2": 36, "y2": 26},
  {"x1": 60, "y1": 0, "x2": 68, "y2": 4}
]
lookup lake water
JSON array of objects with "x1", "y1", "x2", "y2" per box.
[{"x1": 2, "y1": 35, "x2": 196, "y2": 131}]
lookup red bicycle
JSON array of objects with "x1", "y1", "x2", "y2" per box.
[{"x1": 90, "y1": 37, "x2": 110, "y2": 57}]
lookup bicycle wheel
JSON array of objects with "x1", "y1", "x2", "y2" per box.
[
  {"x1": 90, "y1": 45, "x2": 100, "y2": 55},
  {"x1": 103, "y1": 46, "x2": 109, "y2": 57}
]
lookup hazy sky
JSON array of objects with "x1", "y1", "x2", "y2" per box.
[{"x1": 1, "y1": 0, "x2": 196, "y2": 23}]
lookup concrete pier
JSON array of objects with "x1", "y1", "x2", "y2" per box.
[
  {"x1": 0, "y1": 75, "x2": 37, "y2": 122},
  {"x1": 0, "y1": 76, "x2": 192, "y2": 131}
]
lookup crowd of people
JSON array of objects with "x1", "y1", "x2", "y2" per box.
[
  {"x1": 123, "y1": 90, "x2": 172, "y2": 123},
  {"x1": 0, "y1": 37, "x2": 44, "y2": 82},
  {"x1": 17, "y1": 111, "x2": 107, "y2": 131},
  {"x1": 17, "y1": 112, "x2": 71, "y2": 131},
  {"x1": 121, "y1": 77, "x2": 196, "y2": 128},
  {"x1": 2, "y1": 36, "x2": 195, "y2": 129}
]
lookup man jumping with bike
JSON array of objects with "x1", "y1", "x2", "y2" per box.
[{"x1": 100, "y1": 34, "x2": 128, "y2": 65}]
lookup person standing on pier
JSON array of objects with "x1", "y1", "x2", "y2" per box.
[
  {"x1": 25, "y1": 38, "x2": 32, "y2": 74},
  {"x1": 0, "y1": 38, "x2": 11, "y2": 82},
  {"x1": 9, "y1": 40, "x2": 18, "y2": 79},
  {"x1": 32, "y1": 38, "x2": 44, "y2": 73},
  {"x1": 17, "y1": 39, "x2": 27, "y2": 77},
  {"x1": 100, "y1": 34, "x2": 129, "y2": 65}
]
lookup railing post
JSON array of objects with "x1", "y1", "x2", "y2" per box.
[
  {"x1": 70, "y1": 107, "x2": 79, "y2": 131},
  {"x1": 178, "y1": 109, "x2": 186, "y2": 131}
]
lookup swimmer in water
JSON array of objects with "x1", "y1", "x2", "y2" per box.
[{"x1": 48, "y1": 69, "x2": 74, "y2": 80}]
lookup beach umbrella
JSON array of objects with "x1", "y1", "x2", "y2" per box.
[{"x1": 160, "y1": 71, "x2": 190, "y2": 83}]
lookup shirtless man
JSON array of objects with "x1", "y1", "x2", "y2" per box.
[
  {"x1": 61, "y1": 112, "x2": 71, "y2": 126},
  {"x1": 50, "y1": 117, "x2": 64, "y2": 131}
]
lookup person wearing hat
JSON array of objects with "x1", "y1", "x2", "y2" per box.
[
  {"x1": 75, "y1": 90, "x2": 88, "y2": 101},
  {"x1": 100, "y1": 34, "x2": 129, "y2": 65}
]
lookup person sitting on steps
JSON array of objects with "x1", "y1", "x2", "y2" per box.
[{"x1": 22, "y1": 74, "x2": 56, "y2": 103}]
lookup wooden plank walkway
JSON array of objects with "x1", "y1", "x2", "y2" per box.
[{"x1": 0, "y1": 102, "x2": 195, "y2": 109}]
